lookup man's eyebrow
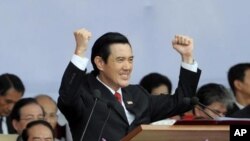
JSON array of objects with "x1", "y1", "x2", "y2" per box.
[
  {"x1": 5, "y1": 99, "x2": 15, "y2": 103},
  {"x1": 116, "y1": 56, "x2": 134, "y2": 58}
]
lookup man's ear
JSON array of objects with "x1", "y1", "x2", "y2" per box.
[
  {"x1": 12, "y1": 119, "x2": 19, "y2": 132},
  {"x1": 94, "y1": 56, "x2": 104, "y2": 71},
  {"x1": 234, "y1": 80, "x2": 243, "y2": 91}
]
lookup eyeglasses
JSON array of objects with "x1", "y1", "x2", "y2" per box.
[
  {"x1": 45, "y1": 113, "x2": 58, "y2": 119},
  {"x1": 20, "y1": 116, "x2": 45, "y2": 122}
]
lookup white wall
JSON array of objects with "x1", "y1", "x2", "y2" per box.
[{"x1": 1, "y1": 0, "x2": 249, "y2": 100}]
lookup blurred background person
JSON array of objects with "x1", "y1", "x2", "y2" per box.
[
  {"x1": 139, "y1": 72, "x2": 182, "y2": 120},
  {"x1": 226, "y1": 63, "x2": 250, "y2": 116},
  {"x1": 193, "y1": 83, "x2": 234, "y2": 119},
  {"x1": 139, "y1": 72, "x2": 172, "y2": 95},
  {"x1": 0, "y1": 73, "x2": 25, "y2": 134},
  {"x1": 35, "y1": 94, "x2": 72, "y2": 141},
  {"x1": 35, "y1": 95, "x2": 57, "y2": 131},
  {"x1": 9, "y1": 97, "x2": 44, "y2": 141},
  {"x1": 21, "y1": 120, "x2": 55, "y2": 141}
]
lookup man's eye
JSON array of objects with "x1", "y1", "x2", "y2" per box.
[
  {"x1": 117, "y1": 58, "x2": 124, "y2": 62},
  {"x1": 5, "y1": 99, "x2": 14, "y2": 104}
]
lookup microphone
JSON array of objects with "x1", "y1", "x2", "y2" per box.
[
  {"x1": 97, "y1": 102, "x2": 113, "y2": 141},
  {"x1": 183, "y1": 97, "x2": 213, "y2": 119},
  {"x1": 190, "y1": 97, "x2": 222, "y2": 119},
  {"x1": 80, "y1": 89, "x2": 101, "y2": 141}
]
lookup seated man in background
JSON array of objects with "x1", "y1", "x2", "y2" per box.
[
  {"x1": 226, "y1": 63, "x2": 250, "y2": 116},
  {"x1": 139, "y1": 72, "x2": 172, "y2": 95},
  {"x1": 193, "y1": 83, "x2": 234, "y2": 119},
  {"x1": 21, "y1": 120, "x2": 55, "y2": 141},
  {"x1": 35, "y1": 94, "x2": 72, "y2": 141},
  {"x1": 9, "y1": 98, "x2": 44, "y2": 141},
  {"x1": 0, "y1": 73, "x2": 25, "y2": 134}
]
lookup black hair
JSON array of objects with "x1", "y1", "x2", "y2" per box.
[
  {"x1": 139, "y1": 72, "x2": 172, "y2": 94},
  {"x1": 0, "y1": 73, "x2": 25, "y2": 96},
  {"x1": 228, "y1": 63, "x2": 250, "y2": 95},
  {"x1": 196, "y1": 83, "x2": 233, "y2": 109},
  {"x1": 9, "y1": 97, "x2": 45, "y2": 121},
  {"x1": 21, "y1": 120, "x2": 55, "y2": 141}
]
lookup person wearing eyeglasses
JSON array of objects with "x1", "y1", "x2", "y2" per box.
[
  {"x1": 35, "y1": 94, "x2": 72, "y2": 141},
  {"x1": 9, "y1": 98, "x2": 45, "y2": 141},
  {"x1": 193, "y1": 83, "x2": 234, "y2": 119},
  {"x1": 35, "y1": 95, "x2": 58, "y2": 131}
]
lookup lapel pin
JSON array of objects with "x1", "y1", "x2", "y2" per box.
[{"x1": 127, "y1": 101, "x2": 133, "y2": 105}]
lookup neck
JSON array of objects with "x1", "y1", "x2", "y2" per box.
[
  {"x1": 96, "y1": 75, "x2": 120, "y2": 92},
  {"x1": 235, "y1": 92, "x2": 250, "y2": 106}
]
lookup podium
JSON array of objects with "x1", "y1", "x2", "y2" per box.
[
  {"x1": 121, "y1": 119, "x2": 250, "y2": 141},
  {"x1": 121, "y1": 124, "x2": 229, "y2": 141},
  {"x1": 0, "y1": 134, "x2": 18, "y2": 141}
]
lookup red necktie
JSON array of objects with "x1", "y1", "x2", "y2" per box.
[{"x1": 114, "y1": 92, "x2": 122, "y2": 104}]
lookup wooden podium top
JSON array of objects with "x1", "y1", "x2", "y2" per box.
[
  {"x1": 0, "y1": 134, "x2": 18, "y2": 141},
  {"x1": 175, "y1": 119, "x2": 250, "y2": 125},
  {"x1": 121, "y1": 125, "x2": 229, "y2": 141}
]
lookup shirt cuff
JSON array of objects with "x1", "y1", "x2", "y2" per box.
[
  {"x1": 71, "y1": 54, "x2": 89, "y2": 71},
  {"x1": 181, "y1": 60, "x2": 198, "y2": 72}
]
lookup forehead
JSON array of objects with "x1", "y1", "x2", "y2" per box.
[
  {"x1": 2, "y1": 88, "x2": 22, "y2": 101},
  {"x1": 28, "y1": 124, "x2": 53, "y2": 138},
  {"x1": 20, "y1": 104, "x2": 43, "y2": 115},
  {"x1": 208, "y1": 102, "x2": 227, "y2": 110},
  {"x1": 36, "y1": 97, "x2": 57, "y2": 109},
  {"x1": 245, "y1": 69, "x2": 250, "y2": 77},
  {"x1": 109, "y1": 43, "x2": 132, "y2": 56}
]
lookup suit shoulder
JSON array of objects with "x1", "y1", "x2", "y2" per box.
[{"x1": 124, "y1": 84, "x2": 149, "y2": 95}]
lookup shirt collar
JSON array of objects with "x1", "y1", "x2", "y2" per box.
[
  {"x1": 235, "y1": 100, "x2": 245, "y2": 109},
  {"x1": 96, "y1": 76, "x2": 122, "y2": 95}
]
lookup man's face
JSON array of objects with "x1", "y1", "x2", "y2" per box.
[
  {"x1": 13, "y1": 104, "x2": 44, "y2": 134},
  {"x1": 27, "y1": 124, "x2": 54, "y2": 141},
  {"x1": 151, "y1": 84, "x2": 170, "y2": 95},
  {"x1": 238, "y1": 69, "x2": 250, "y2": 97},
  {"x1": 203, "y1": 102, "x2": 227, "y2": 119},
  {"x1": 98, "y1": 43, "x2": 133, "y2": 91},
  {"x1": 36, "y1": 97, "x2": 58, "y2": 129},
  {"x1": 0, "y1": 88, "x2": 22, "y2": 116}
]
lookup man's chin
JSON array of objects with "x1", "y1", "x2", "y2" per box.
[{"x1": 120, "y1": 82, "x2": 129, "y2": 88}]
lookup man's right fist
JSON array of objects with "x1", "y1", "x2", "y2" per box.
[{"x1": 74, "y1": 28, "x2": 92, "y2": 56}]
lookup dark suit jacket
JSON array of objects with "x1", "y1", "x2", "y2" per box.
[
  {"x1": 58, "y1": 62, "x2": 201, "y2": 141},
  {"x1": 230, "y1": 105, "x2": 250, "y2": 118},
  {"x1": 226, "y1": 103, "x2": 240, "y2": 117},
  {"x1": 6, "y1": 116, "x2": 17, "y2": 134}
]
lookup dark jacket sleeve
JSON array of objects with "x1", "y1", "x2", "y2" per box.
[
  {"x1": 150, "y1": 67, "x2": 201, "y2": 121},
  {"x1": 57, "y1": 62, "x2": 87, "y2": 120}
]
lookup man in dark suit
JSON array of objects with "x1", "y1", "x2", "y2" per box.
[
  {"x1": 226, "y1": 63, "x2": 250, "y2": 117},
  {"x1": 0, "y1": 73, "x2": 25, "y2": 134},
  {"x1": 58, "y1": 28, "x2": 201, "y2": 141},
  {"x1": 230, "y1": 105, "x2": 250, "y2": 118}
]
